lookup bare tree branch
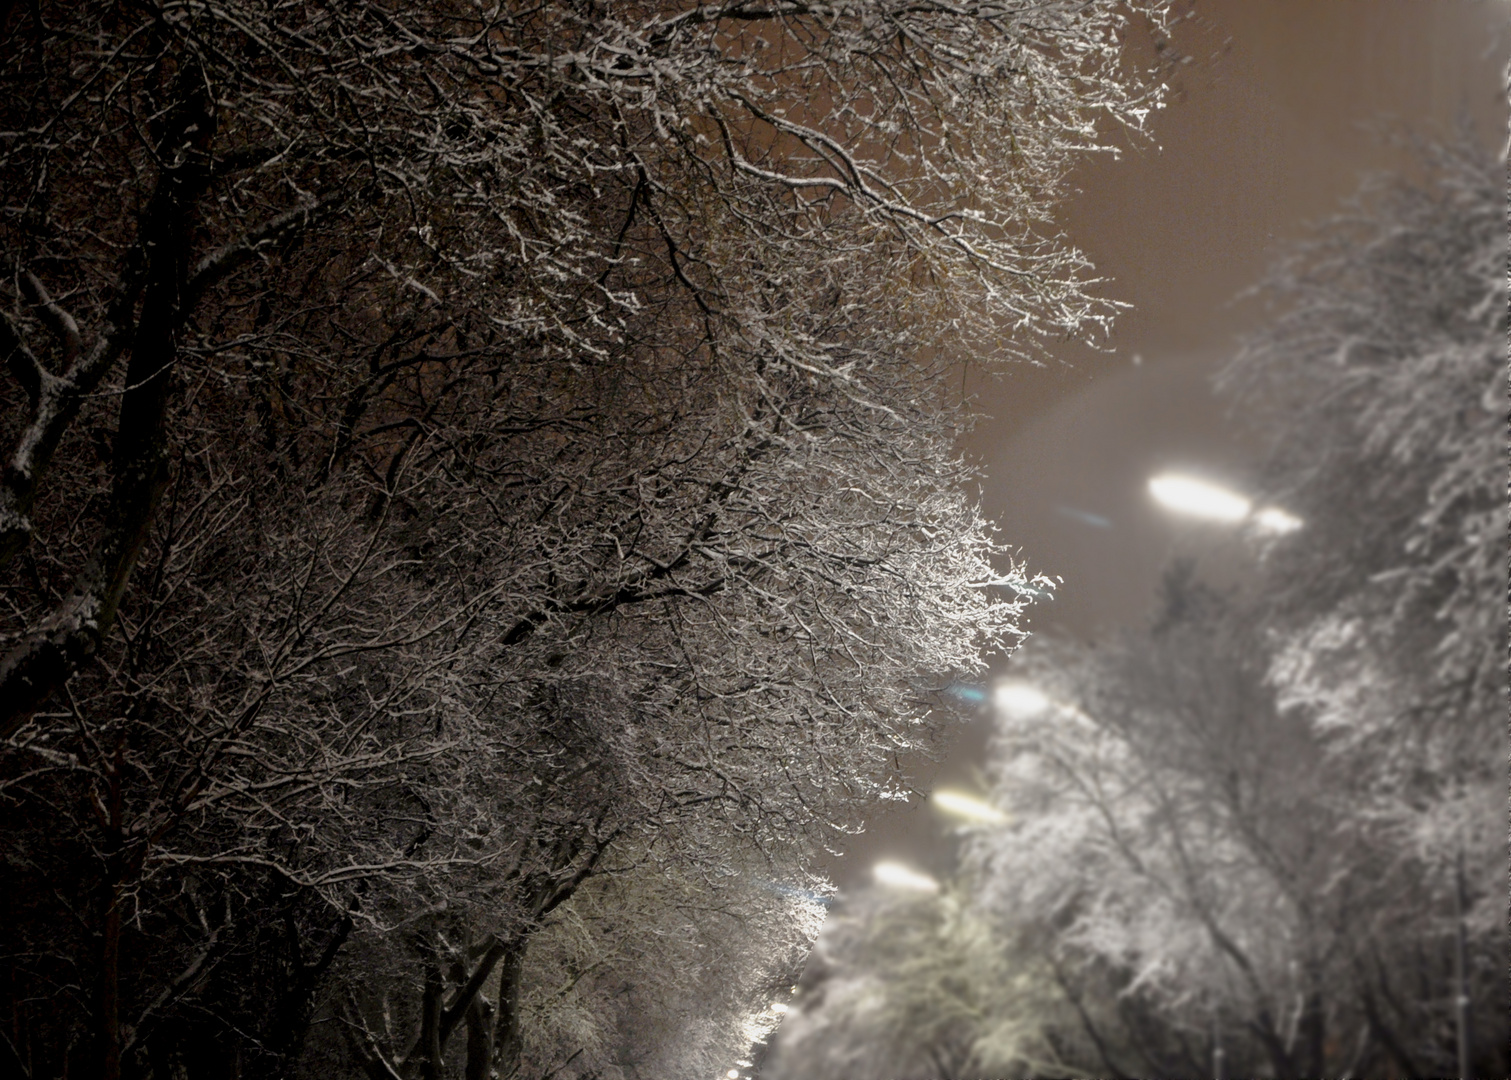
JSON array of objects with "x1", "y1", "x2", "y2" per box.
[{"x1": 20, "y1": 270, "x2": 81, "y2": 369}]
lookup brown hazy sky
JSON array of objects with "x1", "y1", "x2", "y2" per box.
[{"x1": 825, "y1": 0, "x2": 1507, "y2": 889}]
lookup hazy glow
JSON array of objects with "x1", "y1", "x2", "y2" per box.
[
  {"x1": 770, "y1": 1002, "x2": 790, "y2": 1014},
  {"x1": 1056, "y1": 504, "x2": 1113, "y2": 529},
  {"x1": 1253, "y1": 506, "x2": 1304, "y2": 534},
  {"x1": 933, "y1": 789, "x2": 1009, "y2": 825},
  {"x1": 873, "y1": 861, "x2": 940, "y2": 893},
  {"x1": 727, "y1": 1071, "x2": 740, "y2": 1079},
  {"x1": 1148, "y1": 473, "x2": 1252, "y2": 523},
  {"x1": 995, "y1": 682, "x2": 1049, "y2": 718}
]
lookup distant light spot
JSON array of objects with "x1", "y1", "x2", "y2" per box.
[
  {"x1": 1253, "y1": 506, "x2": 1303, "y2": 534},
  {"x1": 945, "y1": 683, "x2": 987, "y2": 704}
]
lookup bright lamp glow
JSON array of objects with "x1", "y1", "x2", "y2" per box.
[
  {"x1": 1253, "y1": 506, "x2": 1303, "y2": 534},
  {"x1": 727, "y1": 1071, "x2": 740, "y2": 1079},
  {"x1": 1148, "y1": 473, "x2": 1252, "y2": 523},
  {"x1": 873, "y1": 861, "x2": 940, "y2": 893},
  {"x1": 933, "y1": 790, "x2": 1009, "y2": 825},
  {"x1": 995, "y1": 682, "x2": 1049, "y2": 718},
  {"x1": 770, "y1": 1002, "x2": 789, "y2": 1014}
]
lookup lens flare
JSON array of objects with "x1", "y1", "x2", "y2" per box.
[{"x1": 945, "y1": 683, "x2": 988, "y2": 705}]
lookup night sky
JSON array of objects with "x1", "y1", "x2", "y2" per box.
[{"x1": 822, "y1": 0, "x2": 1507, "y2": 891}]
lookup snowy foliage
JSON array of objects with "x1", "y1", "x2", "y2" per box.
[
  {"x1": 0, "y1": 1, "x2": 1169, "y2": 1076},
  {"x1": 760, "y1": 885, "x2": 1070, "y2": 1080},
  {"x1": 758, "y1": 116, "x2": 1507, "y2": 1080},
  {"x1": 950, "y1": 139, "x2": 1508, "y2": 1080},
  {"x1": 971, "y1": 580, "x2": 1358, "y2": 1077},
  {"x1": 969, "y1": 560, "x2": 1504, "y2": 1079},
  {"x1": 1220, "y1": 132, "x2": 1506, "y2": 998},
  {"x1": 1221, "y1": 134, "x2": 1505, "y2": 780}
]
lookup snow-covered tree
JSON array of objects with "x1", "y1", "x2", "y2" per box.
[
  {"x1": 0, "y1": 2, "x2": 1169, "y2": 1076},
  {"x1": 763, "y1": 130, "x2": 1505, "y2": 1080},
  {"x1": 972, "y1": 574, "x2": 1387, "y2": 1080},
  {"x1": 315, "y1": 840, "x2": 827, "y2": 1080},
  {"x1": 974, "y1": 176, "x2": 1510, "y2": 1065},
  {"x1": 510, "y1": 848, "x2": 827, "y2": 1079},
  {"x1": 760, "y1": 882, "x2": 1075, "y2": 1080},
  {"x1": 0, "y1": 0, "x2": 1167, "y2": 723},
  {"x1": 1220, "y1": 134, "x2": 1504, "y2": 792},
  {"x1": 1219, "y1": 134, "x2": 1506, "y2": 1077}
]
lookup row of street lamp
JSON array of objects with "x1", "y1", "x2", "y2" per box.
[
  {"x1": 723, "y1": 471, "x2": 1303, "y2": 1076},
  {"x1": 870, "y1": 789, "x2": 1014, "y2": 895},
  {"x1": 871, "y1": 472, "x2": 1300, "y2": 895}
]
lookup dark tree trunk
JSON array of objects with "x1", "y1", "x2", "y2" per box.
[
  {"x1": 464, "y1": 993, "x2": 493, "y2": 1080},
  {"x1": 417, "y1": 967, "x2": 443, "y2": 1080},
  {"x1": 96, "y1": 750, "x2": 125, "y2": 1080},
  {"x1": 0, "y1": 78, "x2": 216, "y2": 732},
  {"x1": 1361, "y1": 987, "x2": 1424, "y2": 1080},
  {"x1": 1295, "y1": 989, "x2": 1325, "y2": 1079},
  {"x1": 1248, "y1": 1014, "x2": 1299, "y2": 1080},
  {"x1": 491, "y1": 942, "x2": 528, "y2": 1079},
  {"x1": 261, "y1": 911, "x2": 352, "y2": 1076}
]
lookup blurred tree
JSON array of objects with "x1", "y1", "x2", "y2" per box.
[
  {"x1": 1222, "y1": 133, "x2": 1504, "y2": 790},
  {"x1": 975, "y1": 575, "x2": 1400, "y2": 1080},
  {"x1": 956, "y1": 138, "x2": 1507, "y2": 1080},
  {"x1": 759, "y1": 884, "x2": 1073, "y2": 1080},
  {"x1": 1220, "y1": 133, "x2": 1506, "y2": 1077}
]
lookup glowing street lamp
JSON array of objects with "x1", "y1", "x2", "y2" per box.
[
  {"x1": 994, "y1": 681, "x2": 1049, "y2": 718},
  {"x1": 1147, "y1": 473, "x2": 1252, "y2": 523},
  {"x1": 1148, "y1": 472, "x2": 1304, "y2": 536},
  {"x1": 1253, "y1": 506, "x2": 1303, "y2": 534},
  {"x1": 873, "y1": 861, "x2": 940, "y2": 893},
  {"x1": 932, "y1": 789, "x2": 1009, "y2": 825}
]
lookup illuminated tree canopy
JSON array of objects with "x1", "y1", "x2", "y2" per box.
[{"x1": 0, "y1": 2, "x2": 1167, "y2": 1076}]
